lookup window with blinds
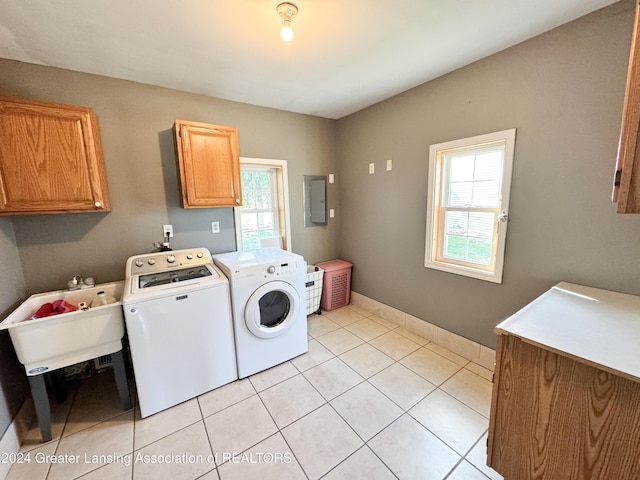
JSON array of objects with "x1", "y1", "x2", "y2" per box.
[{"x1": 425, "y1": 129, "x2": 516, "y2": 283}]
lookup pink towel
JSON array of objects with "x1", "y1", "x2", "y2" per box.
[{"x1": 32, "y1": 300, "x2": 78, "y2": 319}]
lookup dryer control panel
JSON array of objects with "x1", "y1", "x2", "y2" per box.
[
  {"x1": 212, "y1": 248, "x2": 306, "y2": 281},
  {"x1": 221, "y1": 259, "x2": 305, "y2": 280},
  {"x1": 261, "y1": 261, "x2": 300, "y2": 278}
]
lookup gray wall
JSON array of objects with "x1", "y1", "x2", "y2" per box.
[
  {"x1": 336, "y1": 0, "x2": 640, "y2": 347},
  {"x1": 0, "y1": 60, "x2": 340, "y2": 293},
  {"x1": 0, "y1": 218, "x2": 28, "y2": 437}
]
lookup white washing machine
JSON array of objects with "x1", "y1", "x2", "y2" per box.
[
  {"x1": 122, "y1": 247, "x2": 237, "y2": 418},
  {"x1": 213, "y1": 248, "x2": 308, "y2": 378}
]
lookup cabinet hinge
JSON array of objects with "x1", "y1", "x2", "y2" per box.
[
  {"x1": 614, "y1": 169, "x2": 622, "y2": 187},
  {"x1": 492, "y1": 372, "x2": 495, "y2": 383}
]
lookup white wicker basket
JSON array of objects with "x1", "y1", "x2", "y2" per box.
[{"x1": 305, "y1": 266, "x2": 324, "y2": 315}]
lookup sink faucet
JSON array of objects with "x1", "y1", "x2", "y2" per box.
[
  {"x1": 67, "y1": 275, "x2": 95, "y2": 290},
  {"x1": 68, "y1": 275, "x2": 83, "y2": 290}
]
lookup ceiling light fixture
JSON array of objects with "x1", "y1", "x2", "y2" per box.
[{"x1": 276, "y1": 2, "x2": 298, "y2": 42}]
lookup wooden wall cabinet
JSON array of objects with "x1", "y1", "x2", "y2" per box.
[
  {"x1": 0, "y1": 97, "x2": 111, "y2": 215},
  {"x1": 614, "y1": 0, "x2": 640, "y2": 213},
  {"x1": 173, "y1": 120, "x2": 242, "y2": 208}
]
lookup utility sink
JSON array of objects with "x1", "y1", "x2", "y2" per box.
[{"x1": 0, "y1": 282, "x2": 125, "y2": 375}]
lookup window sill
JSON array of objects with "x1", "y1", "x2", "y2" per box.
[{"x1": 425, "y1": 260, "x2": 503, "y2": 284}]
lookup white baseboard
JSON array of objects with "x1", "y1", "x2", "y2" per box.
[{"x1": 349, "y1": 291, "x2": 496, "y2": 370}]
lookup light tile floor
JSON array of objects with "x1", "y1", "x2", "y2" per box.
[{"x1": 8, "y1": 305, "x2": 504, "y2": 480}]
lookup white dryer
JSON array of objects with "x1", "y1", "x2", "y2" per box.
[{"x1": 213, "y1": 248, "x2": 308, "y2": 378}]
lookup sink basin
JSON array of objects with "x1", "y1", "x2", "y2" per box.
[{"x1": 0, "y1": 282, "x2": 125, "y2": 375}]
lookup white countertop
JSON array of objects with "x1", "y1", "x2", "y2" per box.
[{"x1": 495, "y1": 282, "x2": 640, "y2": 382}]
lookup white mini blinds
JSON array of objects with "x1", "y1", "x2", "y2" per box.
[{"x1": 425, "y1": 129, "x2": 516, "y2": 283}]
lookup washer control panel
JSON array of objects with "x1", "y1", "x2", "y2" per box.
[{"x1": 126, "y1": 248, "x2": 210, "y2": 276}]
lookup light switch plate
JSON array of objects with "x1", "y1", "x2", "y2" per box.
[{"x1": 369, "y1": 163, "x2": 375, "y2": 174}]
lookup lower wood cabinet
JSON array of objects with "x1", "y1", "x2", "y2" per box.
[{"x1": 488, "y1": 334, "x2": 640, "y2": 480}]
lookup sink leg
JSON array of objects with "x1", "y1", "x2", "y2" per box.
[
  {"x1": 112, "y1": 350, "x2": 132, "y2": 411},
  {"x1": 50, "y1": 369, "x2": 67, "y2": 404},
  {"x1": 28, "y1": 375, "x2": 52, "y2": 443}
]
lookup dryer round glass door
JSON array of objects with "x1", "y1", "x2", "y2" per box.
[{"x1": 244, "y1": 281, "x2": 300, "y2": 339}]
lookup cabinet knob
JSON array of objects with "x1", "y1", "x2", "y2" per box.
[
  {"x1": 235, "y1": 199, "x2": 240, "y2": 203},
  {"x1": 95, "y1": 201, "x2": 102, "y2": 208}
]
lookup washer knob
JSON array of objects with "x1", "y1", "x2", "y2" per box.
[
  {"x1": 167, "y1": 255, "x2": 176, "y2": 263},
  {"x1": 186, "y1": 254, "x2": 193, "y2": 260},
  {"x1": 267, "y1": 265, "x2": 276, "y2": 274},
  {"x1": 196, "y1": 252, "x2": 203, "y2": 258},
  {"x1": 148, "y1": 258, "x2": 156, "y2": 265},
  {"x1": 135, "y1": 259, "x2": 144, "y2": 267}
]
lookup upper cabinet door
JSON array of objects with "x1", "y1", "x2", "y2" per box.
[
  {"x1": 614, "y1": 1, "x2": 640, "y2": 213},
  {"x1": 0, "y1": 97, "x2": 110, "y2": 215},
  {"x1": 174, "y1": 120, "x2": 242, "y2": 208}
]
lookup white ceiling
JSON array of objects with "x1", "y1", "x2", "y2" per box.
[{"x1": 0, "y1": 0, "x2": 621, "y2": 119}]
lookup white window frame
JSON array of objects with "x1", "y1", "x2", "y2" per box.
[
  {"x1": 424, "y1": 129, "x2": 516, "y2": 283},
  {"x1": 234, "y1": 157, "x2": 292, "y2": 252}
]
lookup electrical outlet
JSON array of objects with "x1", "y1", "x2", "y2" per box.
[
  {"x1": 211, "y1": 221, "x2": 220, "y2": 234},
  {"x1": 163, "y1": 225, "x2": 173, "y2": 237},
  {"x1": 369, "y1": 163, "x2": 375, "y2": 174}
]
